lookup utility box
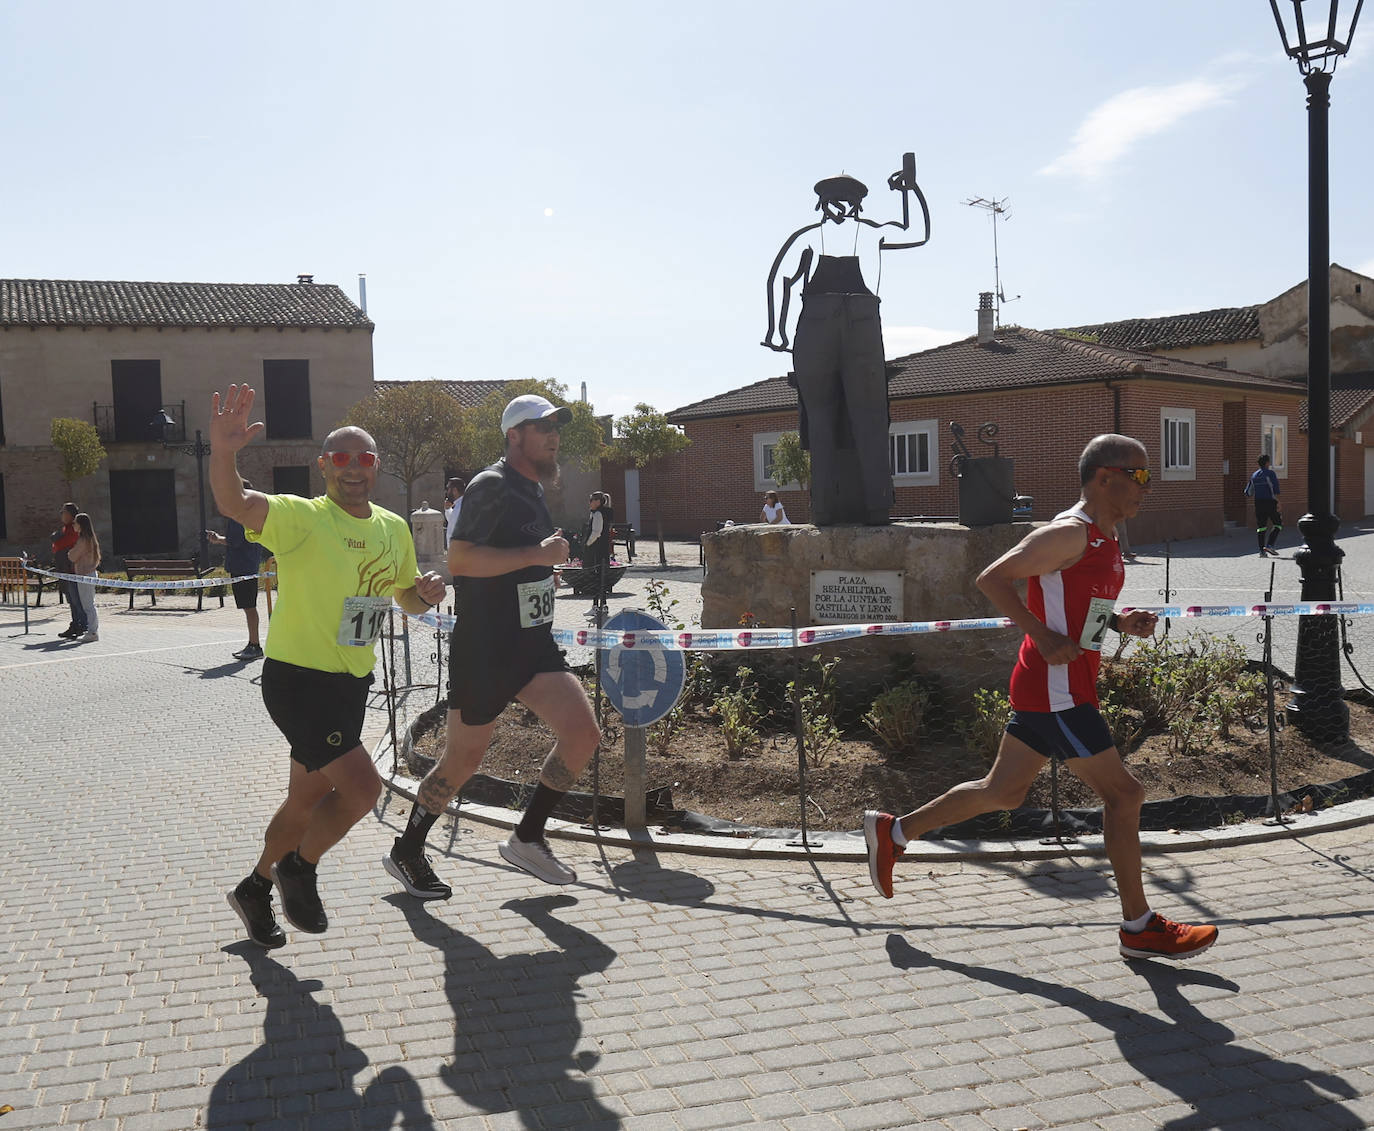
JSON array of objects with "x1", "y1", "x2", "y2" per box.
[{"x1": 957, "y1": 457, "x2": 1015, "y2": 526}]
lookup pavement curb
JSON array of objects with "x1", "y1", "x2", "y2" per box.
[{"x1": 372, "y1": 735, "x2": 1374, "y2": 864}]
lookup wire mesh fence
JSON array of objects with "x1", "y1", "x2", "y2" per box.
[{"x1": 374, "y1": 537, "x2": 1374, "y2": 844}]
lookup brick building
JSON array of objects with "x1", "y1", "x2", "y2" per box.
[
  {"x1": 642, "y1": 269, "x2": 1374, "y2": 542},
  {"x1": 0, "y1": 277, "x2": 373, "y2": 559}
]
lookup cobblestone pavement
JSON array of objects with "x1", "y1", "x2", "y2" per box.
[{"x1": 4, "y1": 585, "x2": 1374, "y2": 1130}]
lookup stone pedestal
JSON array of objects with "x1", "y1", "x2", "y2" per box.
[{"x1": 701, "y1": 521, "x2": 1033, "y2": 705}]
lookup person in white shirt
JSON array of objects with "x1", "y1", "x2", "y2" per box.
[
  {"x1": 444, "y1": 477, "x2": 466, "y2": 544},
  {"x1": 761, "y1": 490, "x2": 790, "y2": 525}
]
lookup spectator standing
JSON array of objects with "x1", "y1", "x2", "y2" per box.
[
  {"x1": 51, "y1": 503, "x2": 85, "y2": 639},
  {"x1": 68, "y1": 512, "x2": 101, "y2": 643},
  {"x1": 208, "y1": 477, "x2": 268, "y2": 660},
  {"x1": 444, "y1": 477, "x2": 466, "y2": 546}
]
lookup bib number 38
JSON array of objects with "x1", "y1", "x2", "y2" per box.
[
  {"x1": 1078, "y1": 596, "x2": 1116, "y2": 652},
  {"x1": 338, "y1": 596, "x2": 392, "y2": 647},
  {"x1": 517, "y1": 577, "x2": 556, "y2": 629}
]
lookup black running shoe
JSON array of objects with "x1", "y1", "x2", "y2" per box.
[
  {"x1": 270, "y1": 853, "x2": 328, "y2": 933},
  {"x1": 384, "y1": 847, "x2": 453, "y2": 900},
  {"x1": 226, "y1": 879, "x2": 287, "y2": 949},
  {"x1": 232, "y1": 643, "x2": 264, "y2": 661}
]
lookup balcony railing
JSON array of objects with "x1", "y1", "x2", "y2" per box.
[{"x1": 93, "y1": 401, "x2": 186, "y2": 445}]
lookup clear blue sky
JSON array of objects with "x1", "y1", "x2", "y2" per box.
[{"x1": 3, "y1": 1, "x2": 1370, "y2": 421}]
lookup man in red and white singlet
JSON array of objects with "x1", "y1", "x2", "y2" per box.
[
  {"x1": 1008, "y1": 501, "x2": 1123, "y2": 713},
  {"x1": 863, "y1": 434, "x2": 1219, "y2": 962}
]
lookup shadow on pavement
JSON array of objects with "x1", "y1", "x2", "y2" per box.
[
  {"x1": 208, "y1": 943, "x2": 435, "y2": 1129},
  {"x1": 886, "y1": 934, "x2": 1362, "y2": 1130},
  {"x1": 386, "y1": 892, "x2": 621, "y2": 1129}
]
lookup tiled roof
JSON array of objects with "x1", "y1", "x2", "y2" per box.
[
  {"x1": 668, "y1": 328, "x2": 1300, "y2": 422},
  {"x1": 379, "y1": 378, "x2": 512, "y2": 408},
  {"x1": 1304, "y1": 374, "x2": 1374, "y2": 431},
  {"x1": 1054, "y1": 306, "x2": 1260, "y2": 351},
  {"x1": 668, "y1": 375, "x2": 797, "y2": 421},
  {"x1": 0, "y1": 278, "x2": 372, "y2": 330}
]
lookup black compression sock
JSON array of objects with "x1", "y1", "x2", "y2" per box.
[
  {"x1": 241, "y1": 870, "x2": 272, "y2": 893},
  {"x1": 279, "y1": 850, "x2": 315, "y2": 873},
  {"x1": 515, "y1": 784, "x2": 565, "y2": 843},
  {"x1": 393, "y1": 802, "x2": 442, "y2": 858}
]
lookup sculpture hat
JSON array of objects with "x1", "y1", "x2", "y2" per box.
[{"x1": 813, "y1": 174, "x2": 868, "y2": 206}]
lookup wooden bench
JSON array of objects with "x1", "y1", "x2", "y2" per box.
[
  {"x1": 0, "y1": 557, "x2": 31, "y2": 604},
  {"x1": 124, "y1": 557, "x2": 224, "y2": 611},
  {"x1": 610, "y1": 523, "x2": 637, "y2": 562}
]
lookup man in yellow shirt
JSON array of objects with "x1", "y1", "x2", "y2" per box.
[{"x1": 211, "y1": 384, "x2": 447, "y2": 948}]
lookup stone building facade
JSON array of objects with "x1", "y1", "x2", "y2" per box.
[{"x1": 0, "y1": 277, "x2": 373, "y2": 559}]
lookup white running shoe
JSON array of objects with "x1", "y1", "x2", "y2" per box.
[
  {"x1": 498, "y1": 833, "x2": 576, "y2": 885},
  {"x1": 78, "y1": 632, "x2": 99, "y2": 643}
]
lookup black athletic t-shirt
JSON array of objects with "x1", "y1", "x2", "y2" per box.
[{"x1": 451, "y1": 458, "x2": 555, "y2": 644}]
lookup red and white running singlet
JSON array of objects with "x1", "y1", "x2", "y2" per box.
[{"x1": 1008, "y1": 505, "x2": 1124, "y2": 712}]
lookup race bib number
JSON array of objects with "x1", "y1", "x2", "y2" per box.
[
  {"x1": 1078, "y1": 596, "x2": 1116, "y2": 652},
  {"x1": 338, "y1": 596, "x2": 391, "y2": 647},
  {"x1": 517, "y1": 577, "x2": 556, "y2": 629}
]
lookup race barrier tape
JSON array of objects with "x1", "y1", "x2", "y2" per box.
[
  {"x1": 21, "y1": 564, "x2": 272, "y2": 590},
  {"x1": 392, "y1": 601, "x2": 1374, "y2": 652}
]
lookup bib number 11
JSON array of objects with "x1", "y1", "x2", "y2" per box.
[{"x1": 338, "y1": 596, "x2": 391, "y2": 647}]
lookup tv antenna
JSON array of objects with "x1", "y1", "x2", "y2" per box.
[{"x1": 963, "y1": 196, "x2": 1020, "y2": 326}]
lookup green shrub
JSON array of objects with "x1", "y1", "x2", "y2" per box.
[
  {"x1": 959, "y1": 687, "x2": 1011, "y2": 761},
  {"x1": 709, "y1": 665, "x2": 763, "y2": 758},
  {"x1": 864, "y1": 680, "x2": 931, "y2": 755}
]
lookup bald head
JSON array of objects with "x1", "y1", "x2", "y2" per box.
[{"x1": 322, "y1": 426, "x2": 376, "y2": 456}]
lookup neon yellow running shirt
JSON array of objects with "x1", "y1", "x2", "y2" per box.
[{"x1": 247, "y1": 494, "x2": 418, "y2": 677}]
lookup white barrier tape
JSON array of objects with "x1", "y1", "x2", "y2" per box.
[
  {"x1": 1128, "y1": 603, "x2": 1374, "y2": 619},
  {"x1": 22, "y1": 564, "x2": 270, "y2": 591},
  {"x1": 389, "y1": 604, "x2": 1374, "y2": 652}
]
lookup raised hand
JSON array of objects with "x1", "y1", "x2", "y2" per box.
[{"x1": 210, "y1": 384, "x2": 265, "y2": 453}]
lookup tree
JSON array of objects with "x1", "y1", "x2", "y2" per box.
[
  {"x1": 769, "y1": 431, "x2": 811, "y2": 491},
  {"x1": 50, "y1": 418, "x2": 106, "y2": 495},
  {"x1": 610, "y1": 403, "x2": 691, "y2": 566},
  {"x1": 340, "y1": 383, "x2": 467, "y2": 516},
  {"x1": 458, "y1": 378, "x2": 606, "y2": 472}
]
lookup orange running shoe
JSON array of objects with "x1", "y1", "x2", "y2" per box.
[
  {"x1": 863, "y1": 811, "x2": 904, "y2": 899},
  {"x1": 1118, "y1": 913, "x2": 1218, "y2": 960}
]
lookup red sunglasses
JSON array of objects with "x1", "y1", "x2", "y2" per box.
[{"x1": 326, "y1": 451, "x2": 378, "y2": 468}]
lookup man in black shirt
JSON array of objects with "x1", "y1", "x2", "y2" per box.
[{"x1": 384, "y1": 396, "x2": 601, "y2": 896}]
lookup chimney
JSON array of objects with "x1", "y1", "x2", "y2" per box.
[
  {"x1": 580, "y1": 381, "x2": 588, "y2": 403},
  {"x1": 297, "y1": 273, "x2": 314, "y2": 285},
  {"x1": 358, "y1": 273, "x2": 368, "y2": 313},
  {"x1": 977, "y1": 291, "x2": 995, "y2": 345}
]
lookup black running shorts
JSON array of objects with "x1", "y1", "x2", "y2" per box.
[
  {"x1": 1255, "y1": 498, "x2": 1281, "y2": 526},
  {"x1": 1006, "y1": 703, "x2": 1115, "y2": 762},
  {"x1": 231, "y1": 577, "x2": 259, "y2": 610},
  {"x1": 448, "y1": 629, "x2": 569, "y2": 726},
  {"x1": 261, "y1": 658, "x2": 374, "y2": 771}
]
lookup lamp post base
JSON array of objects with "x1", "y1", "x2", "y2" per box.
[{"x1": 1284, "y1": 511, "x2": 1349, "y2": 746}]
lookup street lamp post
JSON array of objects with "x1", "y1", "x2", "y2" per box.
[
  {"x1": 1269, "y1": 0, "x2": 1362, "y2": 745},
  {"x1": 154, "y1": 412, "x2": 212, "y2": 569}
]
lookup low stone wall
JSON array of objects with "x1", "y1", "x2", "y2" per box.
[{"x1": 701, "y1": 521, "x2": 1032, "y2": 703}]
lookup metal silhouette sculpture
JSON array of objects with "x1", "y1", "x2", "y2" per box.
[{"x1": 762, "y1": 152, "x2": 931, "y2": 525}]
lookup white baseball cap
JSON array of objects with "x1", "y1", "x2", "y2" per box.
[{"x1": 501, "y1": 395, "x2": 573, "y2": 433}]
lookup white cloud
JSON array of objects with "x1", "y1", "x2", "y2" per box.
[
  {"x1": 1039, "y1": 77, "x2": 1242, "y2": 180},
  {"x1": 884, "y1": 325, "x2": 968, "y2": 358}
]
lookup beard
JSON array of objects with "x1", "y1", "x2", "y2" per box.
[{"x1": 531, "y1": 454, "x2": 561, "y2": 484}]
